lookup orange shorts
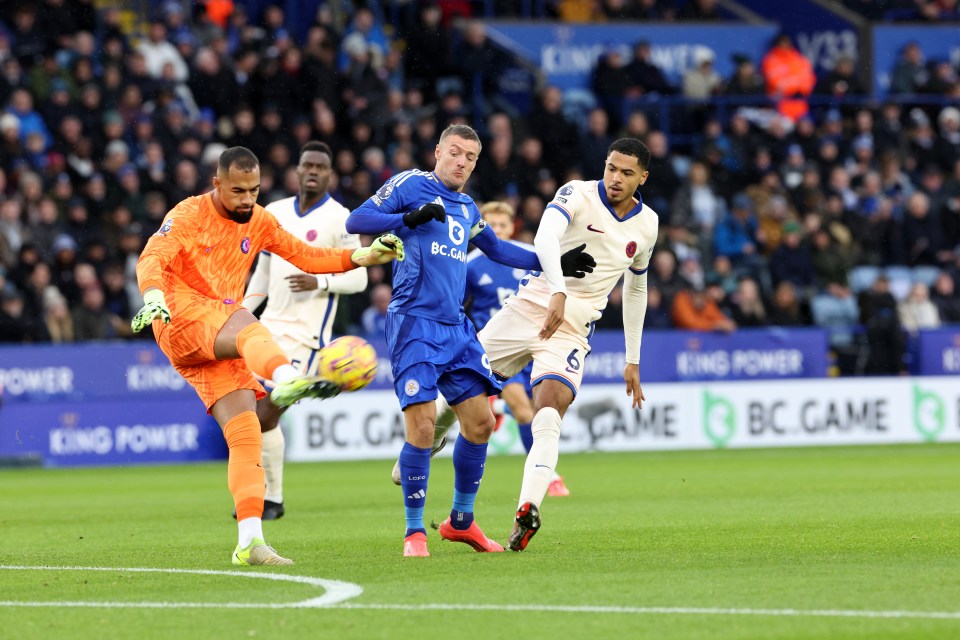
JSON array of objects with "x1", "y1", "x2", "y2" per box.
[{"x1": 154, "y1": 296, "x2": 265, "y2": 412}]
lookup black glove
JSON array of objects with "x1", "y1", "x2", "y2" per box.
[
  {"x1": 560, "y1": 243, "x2": 596, "y2": 279},
  {"x1": 403, "y1": 203, "x2": 446, "y2": 229}
]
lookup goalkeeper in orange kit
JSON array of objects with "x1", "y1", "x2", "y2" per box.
[{"x1": 132, "y1": 146, "x2": 403, "y2": 565}]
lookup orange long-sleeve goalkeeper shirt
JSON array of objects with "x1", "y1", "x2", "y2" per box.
[{"x1": 136, "y1": 193, "x2": 356, "y2": 304}]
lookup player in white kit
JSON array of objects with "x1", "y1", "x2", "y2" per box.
[
  {"x1": 479, "y1": 138, "x2": 659, "y2": 551},
  {"x1": 240, "y1": 141, "x2": 367, "y2": 519}
]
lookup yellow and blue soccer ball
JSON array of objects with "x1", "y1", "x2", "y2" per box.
[{"x1": 317, "y1": 336, "x2": 378, "y2": 392}]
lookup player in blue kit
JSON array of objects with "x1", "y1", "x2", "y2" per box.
[
  {"x1": 464, "y1": 201, "x2": 570, "y2": 497},
  {"x1": 346, "y1": 124, "x2": 594, "y2": 557}
]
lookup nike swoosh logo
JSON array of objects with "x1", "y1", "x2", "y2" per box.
[
  {"x1": 587, "y1": 224, "x2": 604, "y2": 233},
  {"x1": 535, "y1": 464, "x2": 551, "y2": 469}
]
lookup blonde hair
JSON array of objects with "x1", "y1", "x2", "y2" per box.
[{"x1": 479, "y1": 200, "x2": 515, "y2": 220}]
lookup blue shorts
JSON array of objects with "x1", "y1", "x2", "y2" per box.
[
  {"x1": 386, "y1": 312, "x2": 502, "y2": 410},
  {"x1": 502, "y1": 361, "x2": 534, "y2": 395}
]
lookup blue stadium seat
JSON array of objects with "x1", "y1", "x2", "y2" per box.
[
  {"x1": 810, "y1": 294, "x2": 860, "y2": 347},
  {"x1": 912, "y1": 265, "x2": 941, "y2": 288},
  {"x1": 848, "y1": 266, "x2": 880, "y2": 293},
  {"x1": 562, "y1": 89, "x2": 598, "y2": 132},
  {"x1": 885, "y1": 266, "x2": 912, "y2": 301}
]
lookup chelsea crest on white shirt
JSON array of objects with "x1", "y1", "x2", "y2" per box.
[{"x1": 515, "y1": 179, "x2": 659, "y2": 334}]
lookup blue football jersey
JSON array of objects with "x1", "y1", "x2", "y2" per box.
[
  {"x1": 464, "y1": 244, "x2": 536, "y2": 331},
  {"x1": 351, "y1": 170, "x2": 485, "y2": 324}
]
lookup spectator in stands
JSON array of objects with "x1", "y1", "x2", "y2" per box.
[
  {"x1": 43, "y1": 285, "x2": 73, "y2": 343},
  {"x1": 476, "y1": 135, "x2": 520, "y2": 202},
  {"x1": 456, "y1": 21, "x2": 511, "y2": 115},
  {"x1": 761, "y1": 33, "x2": 816, "y2": 121},
  {"x1": 891, "y1": 42, "x2": 928, "y2": 95},
  {"x1": 713, "y1": 193, "x2": 765, "y2": 275},
  {"x1": 931, "y1": 271, "x2": 960, "y2": 322},
  {"x1": 898, "y1": 282, "x2": 941, "y2": 333},
  {"x1": 682, "y1": 48, "x2": 722, "y2": 99},
  {"x1": 814, "y1": 55, "x2": 865, "y2": 98},
  {"x1": 770, "y1": 221, "x2": 816, "y2": 293},
  {"x1": 138, "y1": 21, "x2": 188, "y2": 82},
  {"x1": 649, "y1": 249, "x2": 688, "y2": 308},
  {"x1": 579, "y1": 108, "x2": 615, "y2": 174},
  {"x1": 671, "y1": 281, "x2": 736, "y2": 332},
  {"x1": 670, "y1": 159, "x2": 725, "y2": 240},
  {"x1": 642, "y1": 130, "x2": 681, "y2": 213},
  {"x1": 643, "y1": 284, "x2": 673, "y2": 329},
  {"x1": 768, "y1": 280, "x2": 809, "y2": 326},
  {"x1": 361, "y1": 283, "x2": 391, "y2": 341},
  {"x1": 71, "y1": 284, "x2": 113, "y2": 340},
  {"x1": 529, "y1": 85, "x2": 579, "y2": 179},
  {"x1": 0, "y1": 199, "x2": 27, "y2": 264},
  {"x1": 592, "y1": 47, "x2": 631, "y2": 129},
  {"x1": 852, "y1": 174, "x2": 903, "y2": 266},
  {"x1": 403, "y1": 3, "x2": 451, "y2": 103},
  {"x1": 810, "y1": 226, "x2": 853, "y2": 288},
  {"x1": 935, "y1": 107, "x2": 960, "y2": 172},
  {"x1": 902, "y1": 192, "x2": 942, "y2": 266},
  {"x1": 7, "y1": 88, "x2": 52, "y2": 151},
  {"x1": 858, "y1": 275, "x2": 906, "y2": 374},
  {"x1": 729, "y1": 276, "x2": 767, "y2": 327},
  {"x1": 338, "y1": 6, "x2": 389, "y2": 73},
  {"x1": 21, "y1": 260, "x2": 54, "y2": 342},
  {"x1": 725, "y1": 53, "x2": 765, "y2": 97},
  {"x1": 189, "y1": 47, "x2": 238, "y2": 112},
  {"x1": 942, "y1": 160, "x2": 960, "y2": 245},
  {"x1": 0, "y1": 289, "x2": 27, "y2": 342},
  {"x1": 625, "y1": 40, "x2": 675, "y2": 97}
]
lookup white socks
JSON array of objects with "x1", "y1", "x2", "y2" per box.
[
  {"x1": 272, "y1": 364, "x2": 299, "y2": 385},
  {"x1": 262, "y1": 427, "x2": 285, "y2": 503},
  {"x1": 238, "y1": 517, "x2": 263, "y2": 547},
  {"x1": 518, "y1": 407, "x2": 562, "y2": 509}
]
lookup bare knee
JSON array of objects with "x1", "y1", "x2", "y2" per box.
[
  {"x1": 455, "y1": 395, "x2": 496, "y2": 443},
  {"x1": 404, "y1": 401, "x2": 437, "y2": 448}
]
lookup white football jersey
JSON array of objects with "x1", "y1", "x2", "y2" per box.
[
  {"x1": 257, "y1": 194, "x2": 361, "y2": 347},
  {"x1": 515, "y1": 180, "x2": 659, "y2": 334}
]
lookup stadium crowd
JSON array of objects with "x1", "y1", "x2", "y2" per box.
[{"x1": 0, "y1": 0, "x2": 958, "y2": 376}]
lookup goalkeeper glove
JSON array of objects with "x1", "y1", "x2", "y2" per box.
[
  {"x1": 352, "y1": 233, "x2": 405, "y2": 266},
  {"x1": 131, "y1": 289, "x2": 171, "y2": 333},
  {"x1": 402, "y1": 203, "x2": 446, "y2": 229},
  {"x1": 560, "y1": 243, "x2": 596, "y2": 279}
]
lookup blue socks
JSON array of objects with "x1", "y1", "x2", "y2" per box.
[
  {"x1": 450, "y1": 436, "x2": 488, "y2": 530},
  {"x1": 518, "y1": 422, "x2": 533, "y2": 452},
  {"x1": 399, "y1": 442, "x2": 431, "y2": 537}
]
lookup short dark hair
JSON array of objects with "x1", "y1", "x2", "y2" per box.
[
  {"x1": 299, "y1": 141, "x2": 332, "y2": 160},
  {"x1": 218, "y1": 146, "x2": 259, "y2": 174},
  {"x1": 439, "y1": 124, "x2": 482, "y2": 151},
  {"x1": 607, "y1": 138, "x2": 651, "y2": 170}
]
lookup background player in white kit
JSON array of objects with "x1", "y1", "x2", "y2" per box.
[
  {"x1": 240, "y1": 141, "x2": 368, "y2": 519},
  {"x1": 480, "y1": 138, "x2": 658, "y2": 551}
]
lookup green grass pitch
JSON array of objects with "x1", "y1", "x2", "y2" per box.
[{"x1": 2, "y1": 444, "x2": 959, "y2": 639}]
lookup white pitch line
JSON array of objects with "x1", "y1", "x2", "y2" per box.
[
  {"x1": 0, "y1": 566, "x2": 362, "y2": 608},
  {"x1": 337, "y1": 603, "x2": 960, "y2": 620},
  {"x1": 2, "y1": 566, "x2": 960, "y2": 621}
]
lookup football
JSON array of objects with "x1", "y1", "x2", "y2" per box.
[{"x1": 316, "y1": 335, "x2": 378, "y2": 392}]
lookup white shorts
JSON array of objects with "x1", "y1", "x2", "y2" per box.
[{"x1": 478, "y1": 297, "x2": 590, "y2": 397}]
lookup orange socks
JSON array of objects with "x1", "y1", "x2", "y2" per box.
[
  {"x1": 236, "y1": 322, "x2": 289, "y2": 381},
  {"x1": 223, "y1": 411, "x2": 264, "y2": 521}
]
